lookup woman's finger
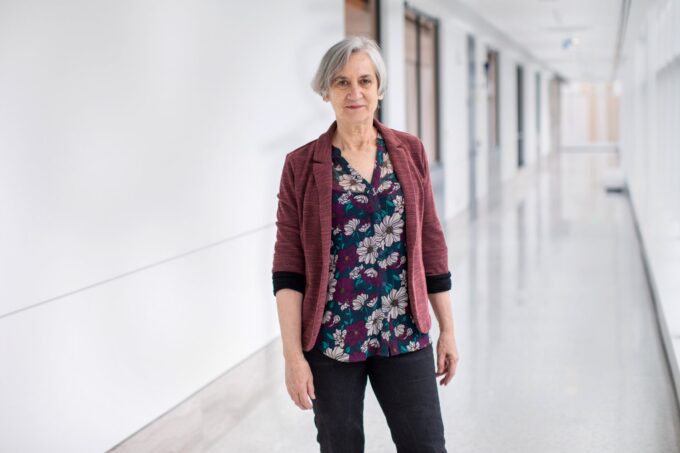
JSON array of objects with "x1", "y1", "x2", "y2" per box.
[
  {"x1": 293, "y1": 391, "x2": 306, "y2": 410},
  {"x1": 307, "y1": 379, "x2": 316, "y2": 401},
  {"x1": 440, "y1": 354, "x2": 458, "y2": 386},
  {"x1": 436, "y1": 350, "x2": 446, "y2": 375},
  {"x1": 298, "y1": 390, "x2": 313, "y2": 410}
]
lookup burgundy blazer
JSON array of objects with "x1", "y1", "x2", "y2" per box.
[{"x1": 272, "y1": 118, "x2": 451, "y2": 352}]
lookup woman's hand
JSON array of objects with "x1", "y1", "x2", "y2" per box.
[
  {"x1": 284, "y1": 356, "x2": 316, "y2": 410},
  {"x1": 435, "y1": 331, "x2": 459, "y2": 386}
]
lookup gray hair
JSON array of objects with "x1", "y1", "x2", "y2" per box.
[{"x1": 311, "y1": 36, "x2": 387, "y2": 99}]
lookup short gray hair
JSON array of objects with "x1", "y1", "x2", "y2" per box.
[{"x1": 311, "y1": 36, "x2": 387, "y2": 99}]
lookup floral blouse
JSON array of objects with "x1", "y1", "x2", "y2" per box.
[{"x1": 314, "y1": 133, "x2": 431, "y2": 362}]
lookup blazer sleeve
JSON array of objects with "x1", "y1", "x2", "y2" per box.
[
  {"x1": 271, "y1": 154, "x2": 306, "y2": 296},
  {"x1": 417, "y1": 140, "x2": 452, "y2": 294}
]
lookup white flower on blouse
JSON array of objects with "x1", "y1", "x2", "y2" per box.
[
  {"x1": 325, "y1": 346, "x2": 349, "y2": 362},
  {"x1": 338, "y1": 192, "x2": 351, "y2": 205},
  {"x1": 374, "y1": 213, "x2": 404, "y2": 248},
  {"x1": 395, "y1": 324, "x2": 406, "y2": 337},
  {"x1": 352, "y1": 293, "x2": 368, "y2": 310},
  {"x1": 339, "y1": 302, "x2": 349, "y2": 311},
  {"x1": 378, "y1": 180, "x2": 393, "y2": 193},
  {"x1": 381, "y1": 287, "x2": 408, "y2": 320},
  {"x1": 349, "y1": 265, "x2": 364, "y2": 280},
  {"x1": 364, "y1": 267, "x2": 378, "y2": 278},
  {"x1": 354, "y1": 194, "x2": 369, "y2": 204},
  {"x1": 393, "y1": 195, "x2": 404, "y2": 214},
  {"x1": 344, "y1": 218, "x2": 360, "y2": 235},
  {"x1": 322, "y1": 310, "x2": 333, "y2": 325},
  {"x1": 357, "y1": 236, "x2": 379, "y2": 264},
  {"x1": 358, "y1": 223, "x2": 371, "y2": 232},
  {"x1": 399, "y1": 269, "x2": 407, "y2": 285},
  {"x1": 378, "y1": 251, "x2": 400, "y2": 269},
  {"x1": 327, "y1": 275, "x2": 337, "y2": 301},
  {"x1": 338, "y1": 174, "x2": 366, "y2": 193},
  {"x1": 360, "y1": 340, "x2": 369, "y2": 353},
  {"x1": 381, "y1": 331, "x2": 391, "y2": 341},
  {"x1": 365, "y1": 310, "x2": 384, "y2": 335},
  {"x1": 330, "y1": 314, "x2": 341, "y2": 327},
  {"x1": 406, "y1": 340, "x2": 419, "y2": 352},
  {"x1": 380, "y1": 158, "x2": 394, "y2": 178},
  {"x1": 406, "y1": 327, "x2": 414, "y2": 337},
  {"x1": 366, "y1": 297, "x2": 378, "y2": 308},
  {"x1": 333, "y1": 329, "x2": 347, "y2": 347},
  {"x1": 361, "y1": 337, "x2": 380, "y2": 353}
]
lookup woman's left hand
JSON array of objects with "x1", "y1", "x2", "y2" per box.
[{"x1": 435, "y1": 331, "x2": 459, "y2": 386}]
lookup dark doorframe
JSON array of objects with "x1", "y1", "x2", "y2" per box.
[
  {"x1": 486, "y1": 48, "x2": 501, "y2": 205},
  {"x1": 467, "y1": 34, "x2": 477, "y2": 214},
  {"x1": 517, "y1": 65, "x2": 525, "y2": 168},
  {"x1": 535, "y1": 72, "x2": 541, "y2": 159}
]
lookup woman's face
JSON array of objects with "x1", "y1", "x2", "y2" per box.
[{"x1": 325, "y1": 52, "x2": 383, "y2": 125}]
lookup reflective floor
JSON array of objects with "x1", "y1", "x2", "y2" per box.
[{"x1": 210, "y1": 151, "x2": 680, "y2": 452}]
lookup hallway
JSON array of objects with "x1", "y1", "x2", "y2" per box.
[{"x1": 208, "y1": 150, "x2": 680, "y2": 452}]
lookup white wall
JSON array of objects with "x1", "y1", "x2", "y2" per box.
[
  {"x1": 380, "y1": 0, "x2": 407, "y2": 131},
  {"x1": 618, "y1": 0, "x2": 680, "y2": 405},
  {"x1": 0, "y1": 0, "x2": 342, "y2": 451},
  {"x1": 440, "y1": 17, "x2": 469, "y2": 217},
  {"x1": 500, "y1": 50, "x2": 520, "y2": 183}
]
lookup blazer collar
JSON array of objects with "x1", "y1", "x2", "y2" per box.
[{"x1": 312, "y1": 118, "x2": 407, "y2": 163}]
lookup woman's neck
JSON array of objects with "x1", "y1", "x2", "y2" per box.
[{"x1": 334, "y1": 119, "x2": 376, "y2": 154}]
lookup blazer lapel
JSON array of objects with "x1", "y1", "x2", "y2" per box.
[
  {"x1": 312, "y1": 122, "x2": 335, "y2": 281},
  {"x1": 375, "y1": 119, "x2": 419, "y2": 262}
]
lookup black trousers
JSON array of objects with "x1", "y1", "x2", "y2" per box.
[{"x1": 303, "y1": 343, "x2": 447, "y2": 453}]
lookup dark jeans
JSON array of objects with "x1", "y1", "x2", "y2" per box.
[{"x1": 303, "y1": 344, "x2": 447, "y2": 453}]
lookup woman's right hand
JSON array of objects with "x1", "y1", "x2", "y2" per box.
[{"x1": 284, "y1": 356, "x2": 316, "y2": 410}]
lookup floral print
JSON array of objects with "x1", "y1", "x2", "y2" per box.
[{"x1": 314, "y1": 134, "x2": 431, "y2": 362}]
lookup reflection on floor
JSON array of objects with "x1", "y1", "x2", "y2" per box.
[{"x1": 209, "y1": 151, "x2": 680, "y2": 452}]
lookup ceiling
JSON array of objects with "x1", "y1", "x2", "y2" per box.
[{"x1": 459, "y1": 0, "x2": 624, "y2": 82}]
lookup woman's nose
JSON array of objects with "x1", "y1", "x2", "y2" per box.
[{"x1": 348, "y1": 82, "x2": 362, "y2": 99}]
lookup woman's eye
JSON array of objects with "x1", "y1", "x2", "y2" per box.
[{"x1": 361, "y1": 79, "x2": 372, "y2": 85}]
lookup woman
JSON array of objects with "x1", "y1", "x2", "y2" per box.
[{"x1": 272, "y1": 36, "x2": 459, "y2": 453}]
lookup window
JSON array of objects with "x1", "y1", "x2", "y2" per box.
[{"x1": 405, "y1": 7, "x2": 440, "y2": 163}]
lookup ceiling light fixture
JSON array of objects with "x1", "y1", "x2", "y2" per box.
[{"x1": 562, "y1": 36, "x2": 580, "y2": 50}]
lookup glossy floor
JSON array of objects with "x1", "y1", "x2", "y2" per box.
[{"x1": 209, "y1": 151, "x2": 680, "y2": 452}]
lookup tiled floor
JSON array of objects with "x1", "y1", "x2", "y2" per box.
[{"x1": 208, "y1": 151, "x2": 680, "y2": 452}]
